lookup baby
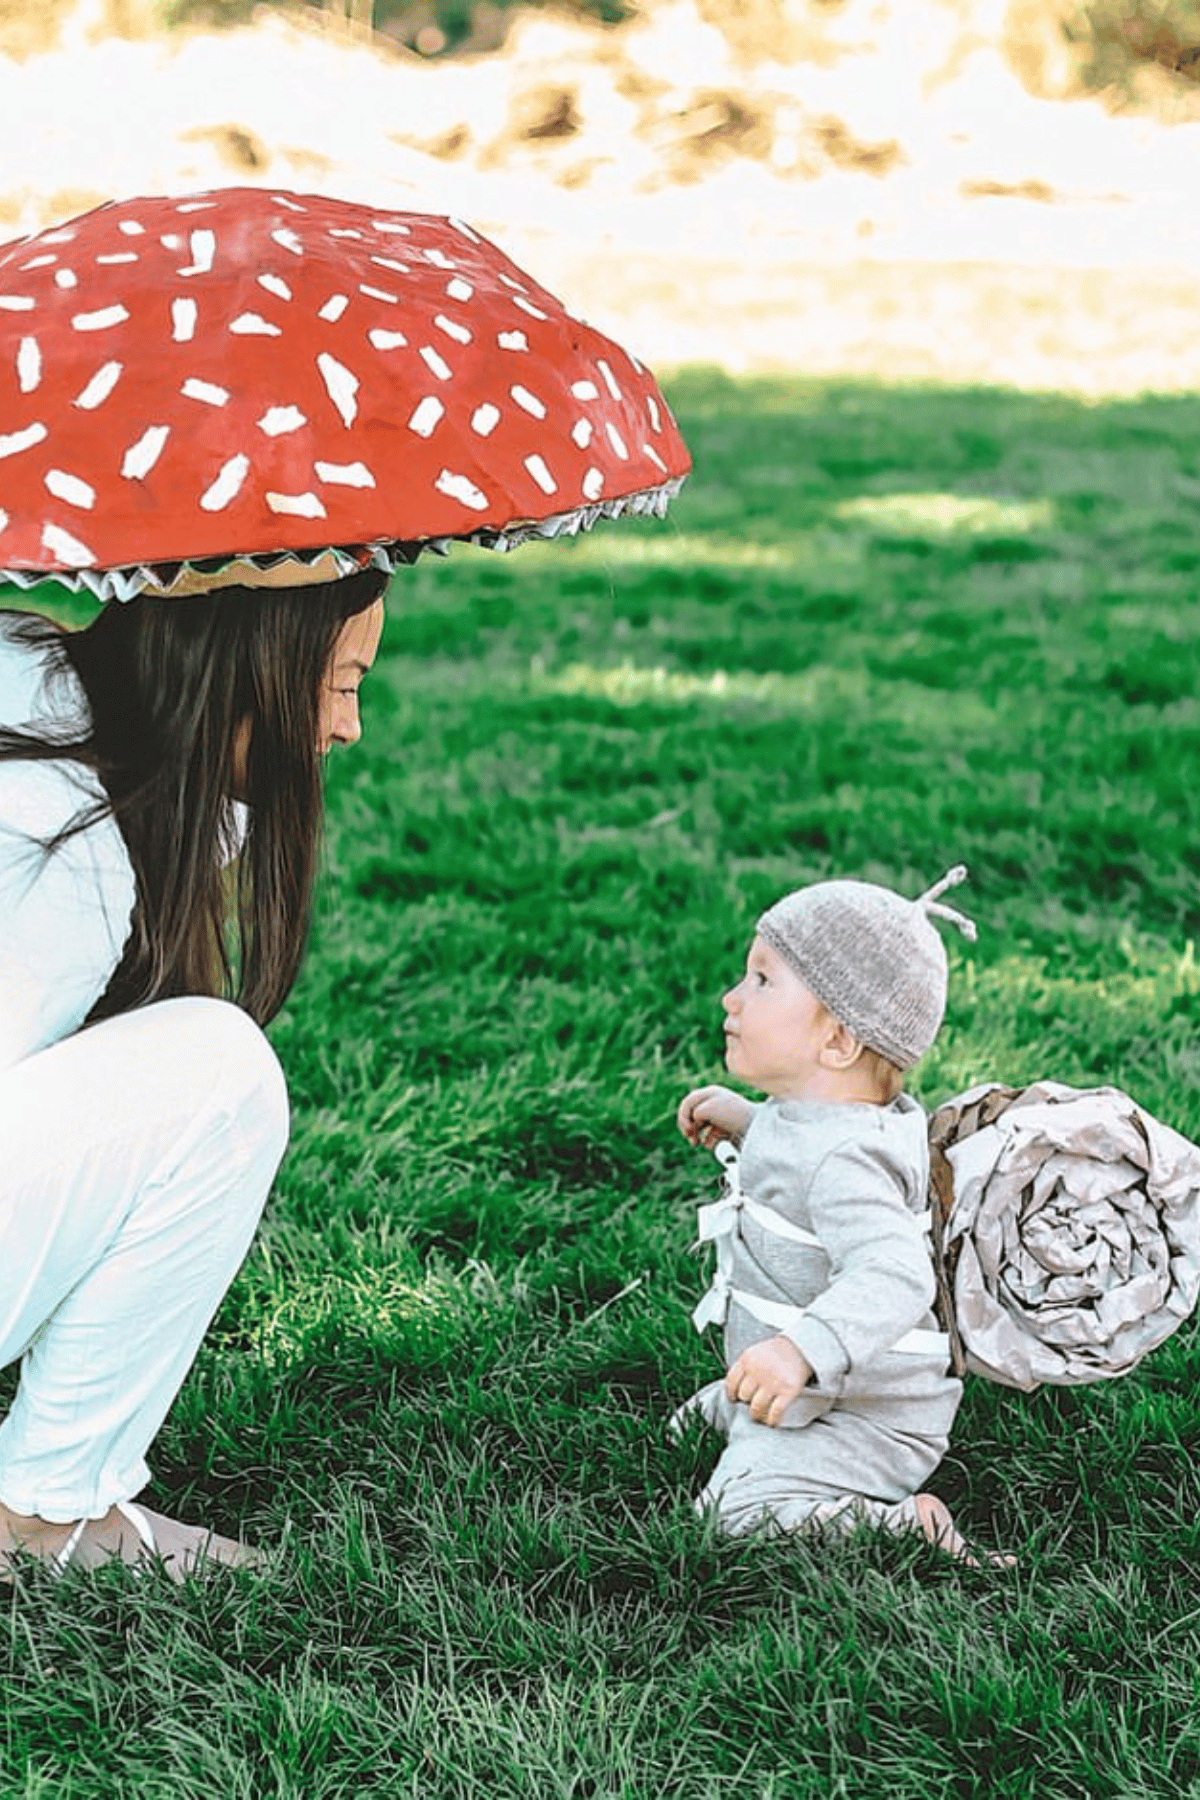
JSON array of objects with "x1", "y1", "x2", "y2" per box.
[{"x1": 676, "y1": 867, "x2": 984, "y2": 1559}]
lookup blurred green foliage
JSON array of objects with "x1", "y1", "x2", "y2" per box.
[
  {"x1": 159, "y1": 0, "x2": 631, "y2": 52},
  {"x1": 1067, "y1": 0, "x2": 1200, "y2": 92}
]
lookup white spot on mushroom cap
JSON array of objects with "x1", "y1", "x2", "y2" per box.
[
  {"x1": 373, "y1": 220, "x2": 412, "y2": 235},
  {"x1": 449, "y1": 217, "x2": 482, "y2": 243},
  {"x1": 42, "y1": 522, "x2": 94, "y2": 566},
  {"x1": 20, "y1": 256, "x2": 56, "y2": 270},
  {"x1": 74, "y1": 361, "x2": 123, "y2": 410},
  {"x1": 435, "y1": 314, "x2": 472, "y2": 345},
  {"x1": 424, "y1": 249, "x2": 457, "y2": 271},
  {"x1": 596, "y1": 359, "x2": 623, "y2": 401},
  {"x1": 0, "y1": 422, "x2": 48, "y2": 459},
  {"x1": 513, "y1": 296, "x2": 549, "y2": 321},
  {"x1": 40, "y1": 230, "x2": 76, "y2": 245},
  {"x1": 319, "y1": 294, "x2": 349, "y2": 322},
  {"x1": 408, "y1": 396, "x2": 444, "y2": 439},
  {"x1": 271, "y1": 227, "x2": 304, "y2": 256},
  {"x1": 571, "y1": 380, "x2": 599, "y2": 401},
  {"x1": 267, "y1": 491, "x2": 326, "y2": 519},
  {"x1": 0, "y1": 296, "x2": 35, "y2": 311},
  {"x1": 419, "y1": 346, "x2": 452, "y2": 381},
  {"x1": 177, "y1": 200, "x2": 218, "y2": 213},
  {"x1": 259, "y1": 274, "x2": 292, "y2": 301},
  {"x1": 369, "y1": 328, "x2": 408, "y2": 351},
  {"x1": 511, "y1": 385, "x2": 547, "y2": 420},
  {"x1": 122, "y1": 425, "x2": 170, "y2": 479},
  {"x1": 160, "y1": 233, "x2": 184, "y2": 251},
  {"x1": 583, "y1": 468, "x2": 605, "y2": 500},
  {"x1": 45, "y1": 469, "x2": 96, "y2": 510},
  {"x1": 359, "y1": 284, "x2": 398, "y2": 306},
  {"x1": 328, "y1": 228, "x2": 364, "y2": 240},
  {"x1": 271, "y1": 194, "x2": 306, "y2": 212},
  {"x1": 182, "y1": 377, "x2": 230, "y2": 407},
  {"x1": 471, "y1": 404, "x2": 500, "y2": 438},
  {"x1": 17, "y1": 337, "x2": 40, "y2": 394},
  {"x1": 646, "y1": 394, "x2": 662, "y2": 433},
  {"x1": 258, "y1": 405, "x2": 307, "y2": 436},
  {"x1": 435, "y1": 470, "x2": 489, "y2": 511},
  {"x1": 201, "y1": 454, "x2": 250, "y2": 512},
  {"x1": 525, "y1": 455, "x2": 557, "y2": 496},
  {"x1": 446, "y1": 278, "x2": 474, "y2": 302},
  {"x1": 498, "y1": 331, "x2": 528, "y2": 352},
  {"x1": 230, "y1": 313, "x2": 282, "y2": 336},
  {"x1": 97, "y1": 253, "x2": 138, "y2": 266},
  {"x1": 315, "y1": 460, "x2": 375, "y2": 488},
  {"x1": 73, "y1": 305, "x2": 129, "y2": 331},
  {"x1": 317, "y1": 352, "x2": 359, "y2": 427},
  {"x1": 55, "y1": 270, "x2": 78, "y2": 291},
  {"x1": 118, "y1": 220, "x2": 145, "y2": 236},
  {"x1": 571, "y1": 419, "x2": 593, "y2": 449},
  {"x1": 605, "y1": 422, "x2": 629, "y2": 460},
  {"x1": 172, "y1": 298, "x2": 197, "y2": 342},
  {"x1": 644, "y1": 445, "x2": 668, "y2": 473},
  {"x1": 371, "y1": 255, "x2": 409, "y2": 274},
  {"x1": 0, "y1": 509, "x2": 7, "y2": 534}
]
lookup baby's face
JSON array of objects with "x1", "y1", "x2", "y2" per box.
[{"x1": 721, "y1": 935, "x2": 838, "y2": 1099}]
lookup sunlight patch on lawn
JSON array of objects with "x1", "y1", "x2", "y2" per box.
[
  {"x1": 969, "y1": 938, "x2": 1200, "y2": 1009},
  {"x1": 537, "y1": 532, "x2": 796, "y2": 570},
  {"x1": 546, "y1": 659, "x2": 850, "y2": 707},
  {"x1": 540, "y1": 658, "x2": 1000, "y2": 729},
  {"x1": 833, "y1": 493, "x2": 1056, "y2": 537},
  {"x1": 253, "y1": 1264, "x2": 469, "y2": 1368}
]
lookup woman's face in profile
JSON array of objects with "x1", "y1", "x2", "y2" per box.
[
  {"x1": 318, "y1": 597, "x2": 386, "y2": 757},
  {"x1": 228, "y1": 595, "x2": 386, "y2": 796}
]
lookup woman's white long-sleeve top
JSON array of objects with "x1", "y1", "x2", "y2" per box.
[{"x1": 0, "y1": 614, "x2": 136, "y2": 1073}]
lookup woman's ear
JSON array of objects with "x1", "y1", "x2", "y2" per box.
[{"x1": 818, "y1": 1018, "x2": 866, "y2": 1071}]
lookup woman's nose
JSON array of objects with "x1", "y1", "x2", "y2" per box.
[{"x1": 333, "y1": 699, "x2": 362, "y2": 747}]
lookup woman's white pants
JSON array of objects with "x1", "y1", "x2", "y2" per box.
[{"x1": 0, "y1": 997, "x2": 288, "y2": 1523}]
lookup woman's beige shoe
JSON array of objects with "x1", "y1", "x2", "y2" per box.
[{"x1": 2, "y1": 1501, "x2": 261, "y2": 1581}]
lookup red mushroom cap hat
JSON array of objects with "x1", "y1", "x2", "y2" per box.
[{"x1": 0, "y1": 186, "x2": 691, "y2": 599}]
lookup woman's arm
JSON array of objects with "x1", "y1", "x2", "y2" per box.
[{"x1": 0, "y1": 760, "x2": 135, "y2": 1071}]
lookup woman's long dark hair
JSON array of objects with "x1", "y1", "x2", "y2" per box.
[{"x1": 0, "y1": 567, "x2": 388, "y2": 1025}]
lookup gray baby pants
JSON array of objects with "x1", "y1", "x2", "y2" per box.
[{"x1": 679, "y1": 1377, "x2": 959, "y2": 1539}]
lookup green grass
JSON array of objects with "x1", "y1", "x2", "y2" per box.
[{"x1": 6, "y1": 371, "x2": 1200, "y2": 1795}]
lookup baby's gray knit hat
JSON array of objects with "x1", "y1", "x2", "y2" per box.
[{"x1": 756, "y1": 866, "x2": 977, "y2": 1070}]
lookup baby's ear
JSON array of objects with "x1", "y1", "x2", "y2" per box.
[{"x1": 819, "y1": 1018, "x2": 866, "y2": 1070}]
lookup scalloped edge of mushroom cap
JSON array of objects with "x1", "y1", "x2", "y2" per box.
[{"x1": 0, "y1": 476, "x2": 685, "y2": 601}]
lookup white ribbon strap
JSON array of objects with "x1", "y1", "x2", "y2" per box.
[
  {"x1": 697, "y1": 1145, "x2": 931, "y2": 1249},
  {"x1": 692, "y1": 1275, "x2": 949, "y2": 1356},
  {"x1": 695, "y1": 1192, "x2": 825, "y2": 1249}
]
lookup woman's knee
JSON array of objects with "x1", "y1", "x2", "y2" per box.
[
  {"x1": 189, "y1": 998, "x2": 287, "y2": 1147},
  {"x1": 143, "y1": 998, "x2": 290, "y2": 1169}
]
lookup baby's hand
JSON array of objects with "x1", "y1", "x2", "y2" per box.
[
  {"x1": 726, "y1": 1336, "x2": 814, "y2": 1427},
  {"x1": 677, "y1": 1085, "x2": 754, "y2": 1150}
]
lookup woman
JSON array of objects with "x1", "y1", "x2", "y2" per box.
[{"x1": 0, "y1": 568, "x2": 387, "y2": 1577}]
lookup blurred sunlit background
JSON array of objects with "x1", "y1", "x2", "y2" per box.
[{"x1": 3, "y1": 0, "x2": 1200, "y2": 388}]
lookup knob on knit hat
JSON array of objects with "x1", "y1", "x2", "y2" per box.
[{"x1": 755, "y1": 866, "x2": 977, "y2": 1071}]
